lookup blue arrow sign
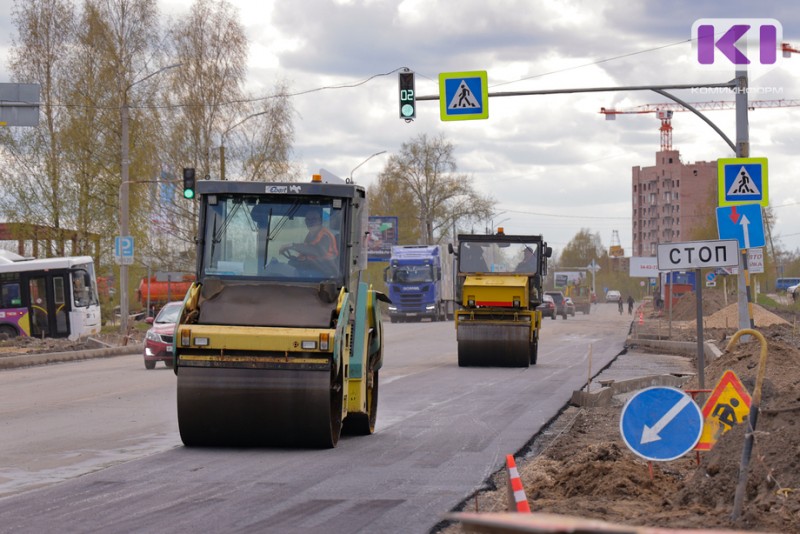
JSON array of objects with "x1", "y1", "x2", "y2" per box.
[
  {"x1": 620, "y1": 387, "x2": 703, "y2": 461},
  {"x1": 716, "y1": 204, "x2": 765, "y2": 249}
]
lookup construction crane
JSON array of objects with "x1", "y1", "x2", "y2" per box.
[
  {"x1": 601, "y1": 43, "x2": 800, "y2": 150},
  {"x1": 600, "y1": 99, "x2": 800, "y2": 150},
  {"x1": 783, "y1": 42, "x2": 800, "y2": 56},
  {"x1": 609, "y1": 230, "x2": 623, "y2": 258}
]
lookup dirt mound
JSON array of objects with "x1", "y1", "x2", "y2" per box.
[
  {"x1": 704, "y1": 303, "x2": 789, "y2": 329},
  {"x1": 443, "y1": 323, "x2": 800, "y2": 533}
]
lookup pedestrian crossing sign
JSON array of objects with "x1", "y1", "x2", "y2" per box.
[
  {"x1": 695, "y1": 370, "x2": 751, "y2": 451},
  {"x1": 718, "y1": 157, "x2": 768, "y2": 207},
  {"x1": 439, "y1": 71, "x2": 488, "y2": 121}
]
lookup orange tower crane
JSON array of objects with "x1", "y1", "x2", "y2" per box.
[{"x1": 600, "y1": 99, "x2": 800, "y2": 150}]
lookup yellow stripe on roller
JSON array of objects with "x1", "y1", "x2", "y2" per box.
[
  {"x1": 180, "y1": 355, "x2": 329, "y2": 365},
  {"x1": 180, "y1": 324, "x2": 336, "y2": 351}
]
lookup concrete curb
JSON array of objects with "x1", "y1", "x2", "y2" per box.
[
  {"x1": 570, "y1": 374, "x2": 690, "y2": 408},
  {"x1": 570, "y1": 337, "x2": 723, "y2": 408},
  {"x1": 625, "y1": 337, "x2": 724, "y2": 361},
  {"x1": 0, "y1": 343, "x2": 144, "y2": 370}
]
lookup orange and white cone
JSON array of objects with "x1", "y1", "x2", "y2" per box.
[
  {"x1": 506, "y1": 454, "x2": 531, "y2": 513},
  {"x1": 638, "y1": 309, "x2": 644, "y2": 325}
]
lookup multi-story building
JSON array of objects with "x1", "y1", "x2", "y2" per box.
[{"x1": 631, "y1": 149, "x2": 717, "y2": 257}]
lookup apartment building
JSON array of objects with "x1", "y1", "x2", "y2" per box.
[{"x1": 631, "y1": 149, "x2": 717, "y2": 257}]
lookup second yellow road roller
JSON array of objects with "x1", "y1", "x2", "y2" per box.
[{"x1": 450, "y1": 231, "x2": 552, "y2": 367}]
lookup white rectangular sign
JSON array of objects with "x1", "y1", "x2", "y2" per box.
[
  {"x1": 747, "y1": 247, "x2": 764, "y2": 274},
  {"x1": 657, "y1": 239, "x2": 739, "y2": 270},
  {"x1": 629, "y1": 257, "x2": 659, "y2": 278}
]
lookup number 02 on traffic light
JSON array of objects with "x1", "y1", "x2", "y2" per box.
[{"x1": 398, "y1": 69, "x2": 415, "y2": 120}]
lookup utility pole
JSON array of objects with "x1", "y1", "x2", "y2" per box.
[{"x1": 118, "y1": 64, "x2": 181, "y2": 335}]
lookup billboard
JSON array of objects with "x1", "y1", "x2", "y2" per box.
[
  {"x1": 629, "y1": 257, "x2": 659, "y2": 278},
  {"x1": 554, "y1": 271, "x2": 586, "y2": 288},
  {"x1": 367, "y1": 216, "x2": 398, "y2": 262}
]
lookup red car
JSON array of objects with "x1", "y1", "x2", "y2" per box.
[{"x1": 143, "y1": 301, "x2": 183, "y2": 369}]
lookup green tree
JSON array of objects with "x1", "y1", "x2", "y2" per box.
[
  {"x1": 1, "y1": 0, "x2": 76, "y2": 255},
  {"x1": 370, "y1": 133, "x2": 494, "y2": 245},
  {"x1": 559, "y1": 229, "x2": 605, "y2": 269}
]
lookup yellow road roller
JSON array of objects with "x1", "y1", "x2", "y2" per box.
[
  {"x1": 173, "y1": 173, "x2": 386, "y2": 447},
  {"x1": 450, "y1": 231, "x2": 552, "y2": 367}
]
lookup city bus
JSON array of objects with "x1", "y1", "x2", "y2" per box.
[{"x1": 0, "y1": 255, "x2": 102, "y2": 340}]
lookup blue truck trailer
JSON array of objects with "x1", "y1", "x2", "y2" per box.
[{"x1": 384, "y1": 245, "x2": 454, "y2": 322}]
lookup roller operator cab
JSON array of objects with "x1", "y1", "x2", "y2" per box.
[
  {"x1": 451, "y1": 232, "x2": 552, "y2": 367},
  {"x1": 174, "y1": 174, "x2": 386, "y2": 448}
]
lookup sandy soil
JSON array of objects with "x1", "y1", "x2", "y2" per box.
[{"x1": 440, "y1": 295, "x2": 800, "y2": 533}]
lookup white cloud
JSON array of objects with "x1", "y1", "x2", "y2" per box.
[{"x1": 3, "y1": 0, "x2": 800, "y2": 255}]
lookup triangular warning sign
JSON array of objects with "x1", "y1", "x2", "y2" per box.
[
  {"x1": 448, "y1": 81, "x2": 481, "y2": 110},
  {"x1": 695, "y1": 370, "x2": 752, "y2": 451},
  {"x1": 727, "y1": 166, "x2": 761, "y2": 197}
]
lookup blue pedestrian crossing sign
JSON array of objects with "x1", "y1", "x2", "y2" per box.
[
  {"x1": 718, "y1": 157, "x2": 768, "y2": 207},
  {"x1": 439, "y1": 71, "x2": 488, "y2": 121},
  {"x1": 716, "y1": 203, "x2": 766, "y2": 249},
  {"x1": 620, "y1": 386, "x2": 703, "y2": 462}
]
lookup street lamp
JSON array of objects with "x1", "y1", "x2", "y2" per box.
[
  {"x1": 119, "y1": 63, "x2": 181, "y2": 335},
  {"x1": 349, "y1": 151, "x2": 387, "y2": 183}
]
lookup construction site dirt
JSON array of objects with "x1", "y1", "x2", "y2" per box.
[{"x1": 440, "y1": 295, "x2": 800, "y2": 534}]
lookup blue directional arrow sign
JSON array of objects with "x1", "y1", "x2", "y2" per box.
[
  {"x1": 439, "y1": 71, "x2": 488, "y2": 121},
  {"x1": 620, "y1": 387, "x2": 703, "y2": 461},
  {"x1": 716, "y1": 203, "x2": 765, "y2": 249}
]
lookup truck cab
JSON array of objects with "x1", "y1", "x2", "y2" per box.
[{"x1": 383, "y1": 245, "x2": 454, "y2": 322}]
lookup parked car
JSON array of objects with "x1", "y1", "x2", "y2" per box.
[
  {"x1": 605, "y1": 290, "x2": 622, "y2": 303},
  {"x1": 537, "y1": 294, "x2": 557, "y2": 319},
  {"x1": 544, "y1": 291, "x2": 568, "y2": 319},
  {"x1": 789, "y1": 283, "x2": 799, "y2": 302},
  {"x1": 564, "y1": 297, "x2": 576, "y2": 317},
  {"x1": 143, "y1": 301, "x2": 183, "y2": 370}
]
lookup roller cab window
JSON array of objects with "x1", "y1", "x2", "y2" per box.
[
  {"x1": 201, "y1": 195, "x2": 344, "y2": 282},
  {"x1": 458, "y1": 241, "x2": 541, "y2": 275}
]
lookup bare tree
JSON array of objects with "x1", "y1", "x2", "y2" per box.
[
  {"x1": 372, "y1": 133, "x2": 494, "y2": 245},
  {"x1": 1, "y1": 0, "x2": 76, "y2": 255},
  {"x1": 224, "y1": 81, "x2": 298, "y2": 181}
]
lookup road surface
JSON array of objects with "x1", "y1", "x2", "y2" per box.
[{"x1": 0, "y1": 303, "x2": 631, "y2": 533}]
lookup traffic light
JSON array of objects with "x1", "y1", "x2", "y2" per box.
[
  {"x1": 398, "y1": 69, "x2": 415, "y2": 120},
  {"x1": 182, "y1": 168, "x2": 196, "y2": 199}
]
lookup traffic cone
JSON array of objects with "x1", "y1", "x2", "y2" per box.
[
  {"x1": 638, "y1": 309, "x2": 644, "y2": 325},
  {"x1": 506, "y1": 454, "x2": 531, "y2": 513}
]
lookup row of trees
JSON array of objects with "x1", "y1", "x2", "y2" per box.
[{"x1": 0, "y1": 0, "x2": 295, "y2": 278}]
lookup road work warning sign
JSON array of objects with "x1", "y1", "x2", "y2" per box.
[{"x1": 695, "y1": 370, "x2": 752, "y2": 451}]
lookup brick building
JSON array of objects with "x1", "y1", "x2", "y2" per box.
[{"x1": 631, "y1": 149, "x2": 717, "y2": 257}]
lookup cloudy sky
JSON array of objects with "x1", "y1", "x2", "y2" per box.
[{"x1": 2, "y1": 0, "x2": 799, "y2": 257}]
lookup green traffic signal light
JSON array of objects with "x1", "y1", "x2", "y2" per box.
[
  {"x1": 399, "y1": 69, "x2": 415, "y2": 120},
  {"x1": 182, "y1": 167, "x2": 196, "y2": 199}
]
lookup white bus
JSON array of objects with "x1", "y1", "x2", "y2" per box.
[{"x1": 0, "y1": 254, "x2": 102, "y2": 340}]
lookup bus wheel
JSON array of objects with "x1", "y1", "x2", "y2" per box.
[{"x1": 0, "y1": 325, "x2": 18, "y2": 339}]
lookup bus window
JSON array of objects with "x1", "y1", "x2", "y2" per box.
[
  {"x1": 72, "y1": 271, "x2": 92, "y2": 307},
  {"x1": 29, "y1": 277, "x2": 49, "y2": 338},
  {"x1": 54, "y1": 276, "x2": 68, "y2": 335},
  {"x1": 2, "y1": 282, "x2": 21, "y2": 308}
]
